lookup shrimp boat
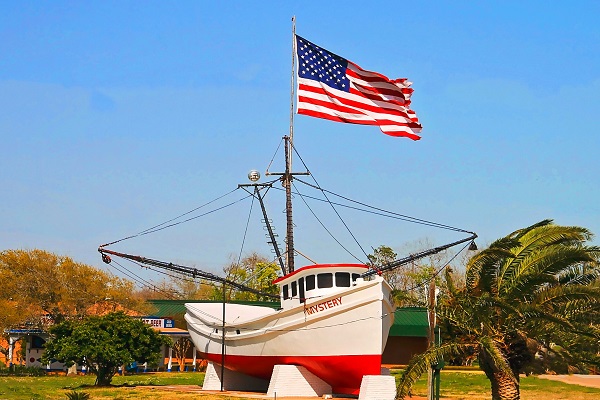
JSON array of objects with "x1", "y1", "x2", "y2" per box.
[{"x1": 185, "y1": 263, "x2": 394, "y2": 395}]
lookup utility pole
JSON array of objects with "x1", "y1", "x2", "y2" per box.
[
  {"x1": 427, "y1": 279, "x2": 442, "y2": 400},
  {"x1": 220, "y1": 281, "x2": 226, "y2": 391},
  {"x1": 427, "y1": 279, "x2": 435, "y2": 400}
]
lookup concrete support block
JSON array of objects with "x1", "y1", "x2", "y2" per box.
[
  {"x1": 358, "y1": 375, "x2": 397, "y2": 400},
  {"x1": 202, "y1": 361, "x2": 269, "y2": 392},
  {"x1": 267, "y1": 364, "x2": 332, "y2": 398}
]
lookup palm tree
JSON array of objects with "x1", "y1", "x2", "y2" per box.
[{"x1": 396, "y1": 220, "x2": 600, "y2": 400}]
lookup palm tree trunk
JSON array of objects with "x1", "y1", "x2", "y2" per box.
[
  {"x1": 486, "y1": 370, "x2": 520, "y2": 400},
  {"x1": 480, "y1": 353, "x2": 520, "y2": 400}
]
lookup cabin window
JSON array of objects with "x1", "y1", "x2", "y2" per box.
[
  {"x1": 335, "y1": 272, "x2": 351, "y2": 287},
  {"x1": 299, "y1": 277, "x2": 305, "y2": 302},
  {"x1": 283, "y1": 284, "x2": 289, "y2": 300},
  {"x1": 317, "y1": 273, "x2": 333, "y2": 288},
  {"x1": 291, "y1": 281, "x2": 298, "y2": 297},
  {"x1": 306, "y1": 275, "x2": 316, "y2": 290},
  {"x1": 352, "y1": 273, "x2": 360, "y2": 282}
]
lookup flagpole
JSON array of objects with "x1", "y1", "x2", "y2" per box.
[{"x1": 289, "y1": 16, "x2": 296, "y2": 153}]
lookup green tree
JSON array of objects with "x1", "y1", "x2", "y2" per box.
[
  {"x1": 218, "y1": 253, "x2": 280, "y2": 301},
  {"x1": 367, "y1": 243, "x2": 447, "y2": 307},
  {"x1": 42, "y1": 311, "x2": 171, "y2": 386},
  {"x1": 397, "y1": 220, "x2": 600, "y2": 400}
]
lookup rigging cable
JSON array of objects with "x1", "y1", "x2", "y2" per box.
[
  {"x1": 294, "y1": 178, "x2": 470, "y2": 233},
  {"x1": 291, "y1": 180, "x2": 364, "y2": 264},
  {"x1": 237, "y1": 190, "x2": 256, "y2": 265},
  {"x1": 396, "y1": 239, "x2": 472, "y2": 294},
  {"x1": 265, "y1": 137, "x2": 285, "y2": 175},
  {"x1": 291, "y1": 143, "x2": 370, "y2": 261},
  {"x1": 99, "y1": 187, "x2": 249, "y2": 248},
  {"x1": 107, "y1": 258, "x2": 180, "y2": 300},
  {"x1": 112, "y1": 257, "x2": 235, "y2": 315}
]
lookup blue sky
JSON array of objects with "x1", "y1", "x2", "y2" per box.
[{"x1": 1, "y1": 2, "x2": 599, "y2": 285}]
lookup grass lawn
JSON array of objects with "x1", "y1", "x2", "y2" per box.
[
  {"x1": 393, "y1": 370, "x2": 600, "y2": 400},
  {"x1": 1, "y1": 370, "x2": 600, "y2": 399}
]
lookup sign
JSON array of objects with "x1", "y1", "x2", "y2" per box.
[{"x1": 141, "y1": 318, "x2": 175, "y2": 328}]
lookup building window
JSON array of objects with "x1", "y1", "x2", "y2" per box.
[
  {"x1": 335, "y1": 272, "x2": 351, "y2": 287},
  {"x1": 306, "y1": 275, "x2": 316, "y2": 290},
  {"x1": 317, "y1": 273, "x2": 333, "y2": 288},
  {"x1": 283, "y1": 285, "x2": 289, "y2": 300}
]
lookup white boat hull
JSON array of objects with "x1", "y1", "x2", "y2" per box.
[{"x1": 185, "y1": 275, "x2": 394, "y2": 395}]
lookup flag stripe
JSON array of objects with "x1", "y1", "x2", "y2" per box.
[
  {"x1": 298, "y1": 98, "x2": 420, "y2": 127},
  {"x1": 346, "y1": 62, "x2": 413, "y2": 104},
  {"x1": 298, "y1": 80, "x2": 418, "y2": 122},
  {"x1": 298, "y1": 105, "x2": 422, "y2": 140}
]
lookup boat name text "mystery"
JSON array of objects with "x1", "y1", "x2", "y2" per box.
[{"x1": 305, "y1": 297, "x2": 342, "y2": 315}]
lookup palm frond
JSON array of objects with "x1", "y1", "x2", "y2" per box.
[
  {"x1": 508, "y1": 219, "x2": 554, "y2": 240},
  {"x1": 501, "y1": 245, "x2": 599, "y2": 299},
  {"x1": 396, "y1": 342, "x2": 477, "y2": 399},
  {"x1": 530, "y1": 279, "x2": 600, "y2": 309},
  {"x1": 500, "y1": 224, "x2": 594, "y2": 290},
  {"x1": 558, "y1": 262, "x2": 600, "y2": 285},
  {"x1": 465, "y1": 238, "x2": 517, "y2": 292}
]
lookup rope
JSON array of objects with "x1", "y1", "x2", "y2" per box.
[
  {"x1": 108, "y1": 259, "x2": 180, "y2": 300},
  {"x1": 265, "y1": 137, "x2": 284, "y2": 174},
  {"x1": 399, "y1": 239, "x2": 472, "y2": 294},
  {"x1": 291, "y1": 180, "x2": 364, "y2": 263},
  {"x1": 291, "y1": 144, "x2": 370, "y2": 260},
  {"x1": 294, "y1": 178, "x2": 470, "y2": 233},
  {"x1": 237, "y1": 192, "x2": 256, "y2": 265},
  {"x1": 99, "y1": 188, "x2": 247, "y2": 248}
]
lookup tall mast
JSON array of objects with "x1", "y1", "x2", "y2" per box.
[
  {"x1": 284, "y1": 136, "x2": 295, "y2": 273},
  {"x1": 286, "y1": 17, "x2": 297, "y2": 273},
  {"x1": 264, "y1": 18, "x2": 306, "y2": 274}
]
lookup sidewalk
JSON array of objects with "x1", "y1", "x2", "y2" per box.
[{"x1": 537, "y1": 374, "x2": 600, "y2": 389}]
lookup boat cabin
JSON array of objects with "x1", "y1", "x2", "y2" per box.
[{"x1": 273, "y1": 264, "x2": 370, "y2": 310}]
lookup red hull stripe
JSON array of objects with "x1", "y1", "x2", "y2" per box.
[{"x1": 202, "y1": 352, "x2": 382, "y2": 395}]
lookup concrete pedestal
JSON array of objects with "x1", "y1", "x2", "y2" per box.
[
  {"x1": 202, "y1": 361, "x2": 269, "y2": 392},
  {"x1": 267, "y1": 364, "x2": 332, "y2": 398},
  {"x1": 358, "y1": 375, "x2": 397, "y2": 400}
]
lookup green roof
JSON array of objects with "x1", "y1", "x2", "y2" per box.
[
  {"x1": 147, "y1": 300, "x2": 428, "y2": 338},
  {"x1": 389, "y1": 307, "x2": 429, "y2": 337}
]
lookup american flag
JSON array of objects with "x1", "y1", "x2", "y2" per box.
[{"x1": 296, "y1": 35, "x2": 422, "y2": 140}]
